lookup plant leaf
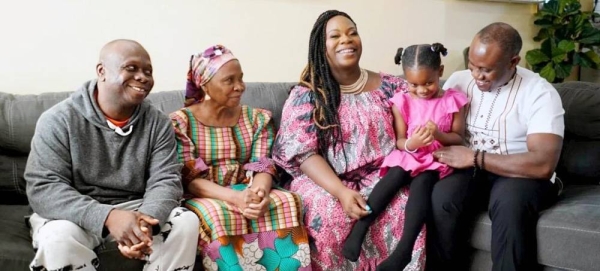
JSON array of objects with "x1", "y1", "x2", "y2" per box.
[
  {"x1": 577, "y1": 50, "x2": 600, "y2": 69},
  {"x1": 584, "y1": 50, "x2": 600, "y2": 65},
  {"x1": 551, "y1": 46, "x2": 567, "y2": 64},
  {"x1": 526, "y1": 49, "x2": 550, "y2": 66},
  {"x1": 558, "y1": 0, "x2": 567, "y2": 13},
  {"x1": 541, "y1": 38, "x2": 554, "y2": 56},
  {"x1": 558, "y1": 40, "x2": 576, "y2": 53},
  {"x1": 566, "y1": 14, "x2": 586, "y2": 38},
  {"x1": 534, "y1": 18, "x2": 554, "y2": 27},
  {"x1": 540, "y1": 62, "x2": 557, "y2": 83},
  {"x1": 543, "y1": 0, "x2": 559, "y2": 15},
  {"x1": 552, "y1": 52, "x2": 567, "y2": 64},
  {"x1": 574, "y1": 52, "x2": 584, "y2": 66},
  {"x1": 574, "y1": 51, "x2": 593, "y2": 68},
  {"x1": 537, "y1": 10, "x2": 555, "y2": 18},
  {"x1": 579, "y1": 24, "x2": 600, "y2": 45},
  {"x1": 555, "y1": 62, "x2": 573, "y2": 79},
  {"x1": 534, "y1": 28, "x2": 551, "y2": 42},
  {"x1": 531, "y1": 63, "x2": 547, "y2": 73},
  {"x1": 563, "y1": 0, "x2": 581, "y2": 14}
]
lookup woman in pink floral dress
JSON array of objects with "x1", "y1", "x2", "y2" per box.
[{"x1": 272, "y1": 10, "x2": 426, "y2": 271}]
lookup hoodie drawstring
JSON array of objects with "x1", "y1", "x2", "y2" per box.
[{"x1": 106, "y1": 121, "x2": 133, "y2": 136}]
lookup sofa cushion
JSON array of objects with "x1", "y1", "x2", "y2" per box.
[
  {"x1": 145, "y1": 90, "x2": 185, "y2": 114},
  {"x1": 554, "y1": 81, "x2": 600, "y2": 140},
  {"x1": 0, "y1": 154, "x2": 28, "y2": 204},
  {"x1": 0, "y1": 92, "x2": 71, "y2": 204},
  {"x1": 469, "y1": 185, "x2": 600, "y2": 271},
  {"x1": 468, "y1": 249, "x2": 571, "y2": 271},
  {"x1": 557, "y1": 139, "x2": 600, "y2": 185},
  {"x1": 241, "y1": 82, "x2": 295, "y2": 129},
  {"x1": 0, "y1": 204, "x2": 34, "y2": 271},
  {"x1": 0, "y1": 92, "x2": 72, "y2": 153}
]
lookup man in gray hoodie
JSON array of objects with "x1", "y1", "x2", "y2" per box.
[{"x1": 25, "y1": 39, "x2": 199, "y2": 271}]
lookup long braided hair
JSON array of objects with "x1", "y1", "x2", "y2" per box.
[{"x1": 299, "y1": 10, "x2": 356, "y2": 158}]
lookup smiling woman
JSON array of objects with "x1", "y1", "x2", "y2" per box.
[{"x1": 169, "y1": 45, "x2": 311, "y2": 271}]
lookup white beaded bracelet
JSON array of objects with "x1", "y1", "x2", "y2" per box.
[{"x1": 404, "y1": 138, "x2": 418, "y2": 153}]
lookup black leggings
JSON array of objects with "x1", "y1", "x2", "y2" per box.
[
  {"x1": 342, "y1": 166, "x2": 438, "y2": 265},
  {"x1": 377, "y1": 167, "x2": 438, "y2": 252}
]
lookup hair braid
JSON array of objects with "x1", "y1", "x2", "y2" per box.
[
  {"x1": 394, "y1": 42, "x2": 448, "y2": 71},
  {"x1": 299, "y1": 10, "x2": 355, "y2": 158}
]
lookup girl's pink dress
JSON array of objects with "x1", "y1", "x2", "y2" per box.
[{"x1": 381, "y1": 89, "x2": 468, "y2": 179}]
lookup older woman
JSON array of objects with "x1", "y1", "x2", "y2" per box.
[
  {"x1": 170, "y1": 45, "x2": 311, "y2": 271},
  {"x1": 273, "y1": 10, "x2": 433, "y2": 270}
]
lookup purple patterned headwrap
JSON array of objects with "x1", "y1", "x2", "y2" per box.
[{"x1": 185, "y1": 45, "x2": 237, "y2": 106}]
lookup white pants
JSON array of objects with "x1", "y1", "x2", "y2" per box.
[{"x1": 29, "y1": 200, "x2": 199, "y2": 271}]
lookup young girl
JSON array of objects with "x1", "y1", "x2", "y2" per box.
[{"x1": 341, "y1": 43, "x2": 468, "y2": 270}]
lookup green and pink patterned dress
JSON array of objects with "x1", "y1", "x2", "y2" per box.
[{"x1": 170, "y1": 105, "x2": 311, "y2": 271}]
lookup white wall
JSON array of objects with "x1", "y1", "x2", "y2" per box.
[{"x1": 0, "y1": 0, "x2": 560, "y2": 94}]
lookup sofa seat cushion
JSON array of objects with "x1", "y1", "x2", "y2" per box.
[
  {"x1": 0, "y1": 204, "x2": 34, "y2": 270},
  {"x1": 0, "y1": 154, "x2": 28, "y2": 204},
  {"x1": 469, "y1": 185, "x2": 600, "y2": 271}
]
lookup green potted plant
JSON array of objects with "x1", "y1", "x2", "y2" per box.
[{"x1": 526, "y1": 0, "x2": 600, "y2": 83}]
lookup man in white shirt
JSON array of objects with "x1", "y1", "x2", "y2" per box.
[{"x1": 433, "y1": 22, "x2": 565, "y2": 271}]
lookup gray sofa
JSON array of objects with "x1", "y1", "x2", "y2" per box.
[{"x1": 1, "y1": 81, "x2": 599, "y2": 271}]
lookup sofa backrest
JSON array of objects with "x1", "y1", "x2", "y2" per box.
[
  {"x1": 553, "y1": 81, "x2": 600, "y2": 185},
  {"x1": 0, "y1": 91, "x2": 73, "y2": 204},
  {"x1": 3, "y1": 80, "x2": 600, "y2": 204},
  {"x1": 0, "y1": 82, "x2": 294, "y2": 205}
]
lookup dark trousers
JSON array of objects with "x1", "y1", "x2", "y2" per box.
[
  {"x1": 479, "y1": 173, "x2": 557, "y2": 271},
  {"x1": 426, "y1": 170, "x2": 558, "y2": 271}
]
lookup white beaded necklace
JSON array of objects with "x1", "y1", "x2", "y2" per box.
[{"x1": 340, "y1": 69, "x2": 368, "y2": 94}]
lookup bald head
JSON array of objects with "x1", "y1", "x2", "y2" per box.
[
  {"x1": 96, "y1": 39, "x2": 153, "y2": 83},
  {"x1": 98, "y1": 39, "x2": 150, "y2": 68},
  {"x1": 475, "y1": 22, "x2": 522, "y2": 58}
]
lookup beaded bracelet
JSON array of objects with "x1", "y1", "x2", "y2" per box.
[
  {"x1": 481, "y1": 150, "x2": 487, "y2": 171},
  {"x1": 472, "y1": 149, "x2": 480, "y2": 178},
  {"x1": 404, "y1": 138, "x2": 418, "y2": 153}
]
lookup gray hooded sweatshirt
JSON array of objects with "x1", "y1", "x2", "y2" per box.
[{"x1": 25, "y1": 80, "x2": 183, "y2": 238}]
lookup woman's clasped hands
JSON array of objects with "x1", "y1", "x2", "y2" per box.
[{"x1": 235, "y1": 186, "x2": 270, "y2": 220}]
